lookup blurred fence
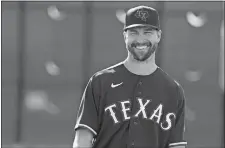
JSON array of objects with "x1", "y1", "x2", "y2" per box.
[{"x1": 1, "y1": 1, "x2": 224, "y2": 148}]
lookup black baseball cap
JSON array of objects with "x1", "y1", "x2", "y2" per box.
[{"x1": 124, "y1": 5, "x2": 160, "y2": 31}]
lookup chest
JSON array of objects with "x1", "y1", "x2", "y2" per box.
[
  {"x1": 99, "y1": 77, "x2": 178, "y2": 131},
  {"x1": 104, "y1": 77, "x2": 175, "y2": 109}
]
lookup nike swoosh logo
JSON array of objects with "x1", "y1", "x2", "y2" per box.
[{"x1": 111, "y1": 82, "x2": 123, "y2": 88}]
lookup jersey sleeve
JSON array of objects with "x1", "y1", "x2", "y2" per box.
[
  {"x1": 74, "y1": 75, "x2": 100, "y2": 136},
  {"x1": 168, "y1": 84, "x2": 187, "y2": 148}
]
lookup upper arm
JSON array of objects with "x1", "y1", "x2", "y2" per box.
[
  {"x1": 73, "y1": 128, "x2": 94, "y2": 148},
  {"x1": 74, "y1": 75, "x2": 100, "y2": 142},
  {"x1": 168, "y1": 83, "x2": 187, "y2": 148}
]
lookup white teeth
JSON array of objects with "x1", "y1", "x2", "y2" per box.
[{"x1": 136, "y1": 46, "x2": 147, "y2": 49}]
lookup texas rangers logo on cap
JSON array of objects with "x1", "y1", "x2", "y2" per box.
[{"x1": 135, "y1": 9, "x2": 149, "y2": 22}]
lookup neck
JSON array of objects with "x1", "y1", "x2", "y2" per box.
[{"x1": 123, "y1": 52, "x2": 158, "y2": 75}]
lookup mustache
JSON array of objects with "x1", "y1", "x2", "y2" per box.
[{"x1": 131, "y1": 41, "x2": 152, "y2": 48}]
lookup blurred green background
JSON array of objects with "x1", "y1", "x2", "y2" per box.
[{"x1": 1, "y1": 1, "x2": 224, "y2": 148}]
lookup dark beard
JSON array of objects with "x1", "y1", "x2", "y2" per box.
[{"x1": 128, "y1": 42, "x2": 158, "y2": 62}]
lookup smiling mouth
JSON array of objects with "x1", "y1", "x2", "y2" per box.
[
  {"x1": 131, "y1": 42, "x2": 152, "y2": 49},
  {"x1": 135, "y1": 45, "x2": 149, "y2": 50}
]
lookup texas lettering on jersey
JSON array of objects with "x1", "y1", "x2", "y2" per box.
[{"x1": 105, "y1": 98, "x2": 175, "y2": 131}]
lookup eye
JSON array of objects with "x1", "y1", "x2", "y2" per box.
[{"x1": 129, "y1": 31, "x2": 137, "y2": 35}]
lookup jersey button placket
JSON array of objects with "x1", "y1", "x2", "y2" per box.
[
  {"x1": 138, "y1": 81, "x2": 142, "y2": 85},
  {"x1": 135, "y1": 79, "x2": 142, "y2": 125},
  {"x1": 128, "y1": 79, "x2": 142, "y2": 147},
  {"x1": 137, "y1": 80, "x2": 142, "y2": 95},
  {"x1": 131, "y1": 141, "x2": 135, "y2": 147},
  {"x1": 133, "y1": 119, "x2": 138, "y2": 125}
]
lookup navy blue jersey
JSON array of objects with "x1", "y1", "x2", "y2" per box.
[{"x1": 75, "y1": 62, "x2": 187, "y2": 148}]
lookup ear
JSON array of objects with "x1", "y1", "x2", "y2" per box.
[
  {"x1": 156, "y1": 30, "x2": 162, "y2": 43},
  {"x1": 123, "y1": 31, "x2": 127, "y2": 41}
]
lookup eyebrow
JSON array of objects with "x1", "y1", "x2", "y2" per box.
[
  {"x1": 143, "y1": 28, "x2": 155, "y2": 32},
  {"x1": 129, "y1": 29, "x2": 138, "y2": 32}
]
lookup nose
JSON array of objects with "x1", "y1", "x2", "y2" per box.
[
  {"x1": 135, "y1": 34, "x2": 148, "y2": 43},
  {"x1": 136, "y1": 40, "x2": 146, "y2": 44},
  {"x1": 136, "y1": 38, "x2": 148, "y2": 44}
]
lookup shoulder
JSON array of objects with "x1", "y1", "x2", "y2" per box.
[
  {"x1": 157, "y1": 68, "x2": 181, "y2": 87},
  {"x1": 157, "y1": 68, "x2": 185, "y2": 99},
  {"x1": 90, "y1": 62, "x2": 124, "y2": 84}
]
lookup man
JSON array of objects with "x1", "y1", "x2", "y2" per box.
[{"x1": 73, "y1": 5, "x2": 187, "y2": 148}]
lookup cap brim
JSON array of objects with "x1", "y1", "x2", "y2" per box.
[{"x1": 124, "y1": 24, "x2": 158, "y2": 31}]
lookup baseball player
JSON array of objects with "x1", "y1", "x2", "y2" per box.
[{"x1": 73, "y1": 5, "x2": 187, "y2": 148}]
